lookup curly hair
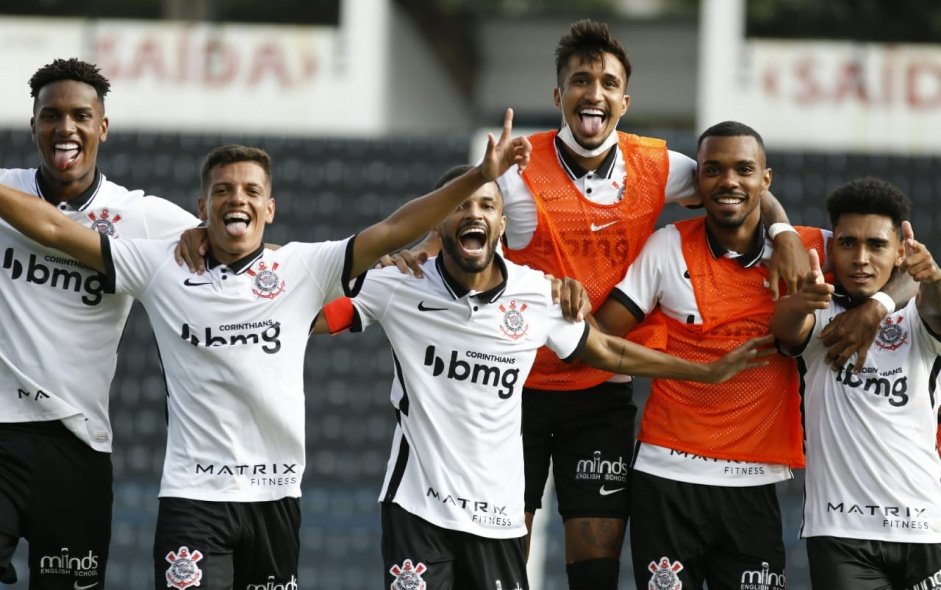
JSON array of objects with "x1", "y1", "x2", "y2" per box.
[
  {"x1": 555, "y1": 19, "x2": 631, "y2": 87},
  {"x1": 826, "y1": 177, "x2": 912, "y2": 233},
  {"x1": 29, "y1": 58, "x2": 111, "y2": 106}
]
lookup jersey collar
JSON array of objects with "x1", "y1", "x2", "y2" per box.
[
  {"x1": 35, "y1": 168, "x2": 103, "y2": 211},
  {"x1": 205, "y1": 243, "x2": 265, "y2": 274},
  {"x1": 553, "y1": 134, "x2": 617, "y2": 180},
  {"x1": 435, "y1": 254, "x2": 508, "y2": 303},
  {"x1": 705, "y1": 220, "x2": 765, "y2": 268},
  {"x1": 831, "y1": 285, "x2": 868, "y2": 310}
]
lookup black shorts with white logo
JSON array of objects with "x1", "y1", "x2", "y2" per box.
[
  {"x1": 0, "y1": 421, "x2": 112, "y2": 589},
  {"x1": 153, "y1": 496, "x2": 300, "y2": 590},
  {"x1": 630, "y1": 470, "x2": 786, "y2": 590},
  {"x1": 522, "y1": 381, "x2": 635, "y2": 520},
  {"x1": 807, "y1": 536, "x2": 941, "y2": 590},
  {"x1": 381, "y1": 501, "x2": 528, "y2": 590}
]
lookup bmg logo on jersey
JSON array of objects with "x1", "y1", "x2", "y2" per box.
[
  {"x1": 180, "y1": 320, "x2": 281, "y2": 354},
  {"x1": 38, "y1": 547, "x2": 99, "y2": 578},
  {"x1": 423, "y1": 345, "x2": 519, "y2": 398},
  {"x1": 2, "y1": 248, "x2": 105, "y2": 306},
  {"x1": 834, "y1": 363, "x2": 909, "y2": 406}
]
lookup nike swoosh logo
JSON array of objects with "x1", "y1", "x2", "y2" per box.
[
  {"x1": 418, "y1": 301, "x2": 448, "y2": 312},
  {"x1": 590, "y1": 221, "x2": 618, "y2": 232},
  {"x1": 183, "y1": 278, "x2": 212, "y2": 287},
  {"x1": 599, "y1": 485, "x2": 626, "y2": 496},
  {"x1": 74, "y1": 582, "x2": 100, "y2": 590}
]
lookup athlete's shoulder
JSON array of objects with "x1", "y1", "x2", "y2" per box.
[
  {"x1": 617, "y1": 130, "x2": 667, "y2": 149},
  {"x1": 502, "y1": 258, "x2": 554, "y2": 300},
  {"x1": 0, "y1": 167, "x2": 39, "y2": 192}
]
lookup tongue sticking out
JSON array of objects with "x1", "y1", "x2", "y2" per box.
[
  {"x1": 53, "y1": 149, "x2": 78, "y2": 170},
  {"x1": 579, "y1": 115, "x2": 604, "y2": 136},
  {"x1": 225, "y1": 221, "x2": 249, "y2": 237}
]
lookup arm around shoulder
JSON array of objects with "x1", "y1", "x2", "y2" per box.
[{"x1": 0, "y1": 182, "x2": 105, "y2": 272}]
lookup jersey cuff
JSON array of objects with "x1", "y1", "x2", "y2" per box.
[
  {"x1": 608, "y1": 288, "x2": 646, "y2": 323},
  {"x1": 100, "y1": 234, "x2": 116, "y2": 293},
  {"x1": 341, "y1": 234, "x2": 366, "y2": 297},
  {"x1": 562, "y1": 323, "x2": 590, "y2": 363}
]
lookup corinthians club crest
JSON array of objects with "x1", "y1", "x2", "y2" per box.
[
  {"x1": 248, "y1": 261, "x2": 286, "y2": 300},
  {"x1": 389, "y1": 559, "x2": 427, "y2": 590},
  {"x1": 165, "y1": 546, "x2": 203, "y2": 589},
  {"x1": 87, "y1": 208, "x2": 121, "y2": 237},
  {"x1": 875, "y1": 314, "x2": 908, "y2": 351},
  {"x1": 499, "y1": 299, "x2": 529, "y2": 340},
  {"x1": 648, "y1": 556, "x2": 683, "y2": 590}
]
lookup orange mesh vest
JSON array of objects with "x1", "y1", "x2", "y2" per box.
[
  {"x1": 506, "y1": 130, "x2": 669, "y2": 390},
  {"x1": 637, "y1": 218, "x2": 825, "y2": 467}
]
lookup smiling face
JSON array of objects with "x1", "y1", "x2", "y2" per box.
[
  {"x1": 31, "y1": 79, "x2": 108, "y2": 201},
  {"x1": 553, "y1": 52, "x2": 629, "y2": 151},
  {"x1": 697, "y1": 135, "x2": 770, "y2": 232},
  {"x1": 828, "y1": 213, "x2": 903, "y2": 298},
  {"x1": 197, "y1": 161, "x2": 275, "y2": 264},
  {"x1": 438, "y1": 182, "x2": 506, "y2": 276}
]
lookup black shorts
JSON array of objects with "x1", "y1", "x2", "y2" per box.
[
  {"x1": 153, "y1": 496, "x2": 300, "y2": 590},
  {"x1": 807, "y1": 536, "x2": 941, "y2": 590},
  {"x1": 381, "y1": 501, "x2": 528, "y2": 590},
  {"x1": 0, "y1": 421, "x2": 112, "y2": 589},
  {"x1": 522, "y1": 381, "x2": 635, "y2": 520},
  {"x1": 630, "y1": 470, "x2": 786, "y2": 590}
]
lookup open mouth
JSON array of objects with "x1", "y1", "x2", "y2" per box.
[
  {"x1": 458, "y1": 225, "x2": 488, "y2": 256},
  {"x1": 576, "y1": 107, "x2": 607, "y2": 136},
  {"x1": 223, "y1": 212, "x2": 251, "y2": 237},
  {"x1": 713, "y1": 193, "x2": 747, "y2": 206},
  {"x1": 53, "y1": 142, "x2": 80, "y2": 170}
]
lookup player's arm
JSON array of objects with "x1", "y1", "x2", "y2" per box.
[
  {"x1": 818, "y1": 266, "x2": 917, "y2": 370},
  {"x1": 770, "y1": 249, "x2": 833, "y2": 353},
  {"x1": 350, "y1": 108, "x2": 530, "y2": 278},
  {"x1": 901, "y1": 221, "x2": 941, "y2": 334},
  {"x1": 577, "y1": 327, "x2": 773, "y2": 383},
  {"x1": 0, "y1": 182, "x2": 105, "y2": 271},
  {"x1": 761, "y1": 191, "x2": 812, "y2": 300}
]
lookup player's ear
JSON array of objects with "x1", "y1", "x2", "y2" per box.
[
  {"x1": 197, "y1": 196, "x2": 207, "y2": 221},
  {"x1": 553, "y1": 87, "x2": 562, "y2": 110},
  {"x1": 265, "y1": 196, "x2": 276, "y2": 224}
]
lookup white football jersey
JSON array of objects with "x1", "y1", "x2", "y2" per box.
[
  {"x1": 798, "y1": 297, "x2": 941, "y2": 542},
  {"x1": 350, "y1": 255, "x2": 588, "y2": 538},
  {"x1": 0, "y1": 168, "x2": 197, "y2": 451},
  {"x1": 104, "y1": 237, "x2": 353, "y2": 502}
]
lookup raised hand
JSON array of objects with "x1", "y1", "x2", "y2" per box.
[
  {"x1": 480, "y1": 108, "x2": 532, "y2": 181},
  {"x1": 767, "y1": 231, "x2": 811, "y2": 300},
  {"x1": 706, "y1": 335, "x2": 776, "y2": 383},
  {"x1": 799, "y1": 248, "x2": 834, "y2": 312},
  {"x1": 900, "y1": 220, "x2": 941, "y2": 283}
]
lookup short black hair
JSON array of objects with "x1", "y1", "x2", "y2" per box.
[
  {"x1": 29, "y1": 58, "x2": 111, "y2": 109},
  {"x1": 826, "y1": 177, "x2": 911, "y2": 234},
  {"x1": 697, "y1": 120, "x2": 765, "y2": 152},
  {"x1": 200, "y1": 145, "x2": 272, "y2": 196},
  {"x1": 555, "y1": 20, "x2": 631, "y2": 87}
]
